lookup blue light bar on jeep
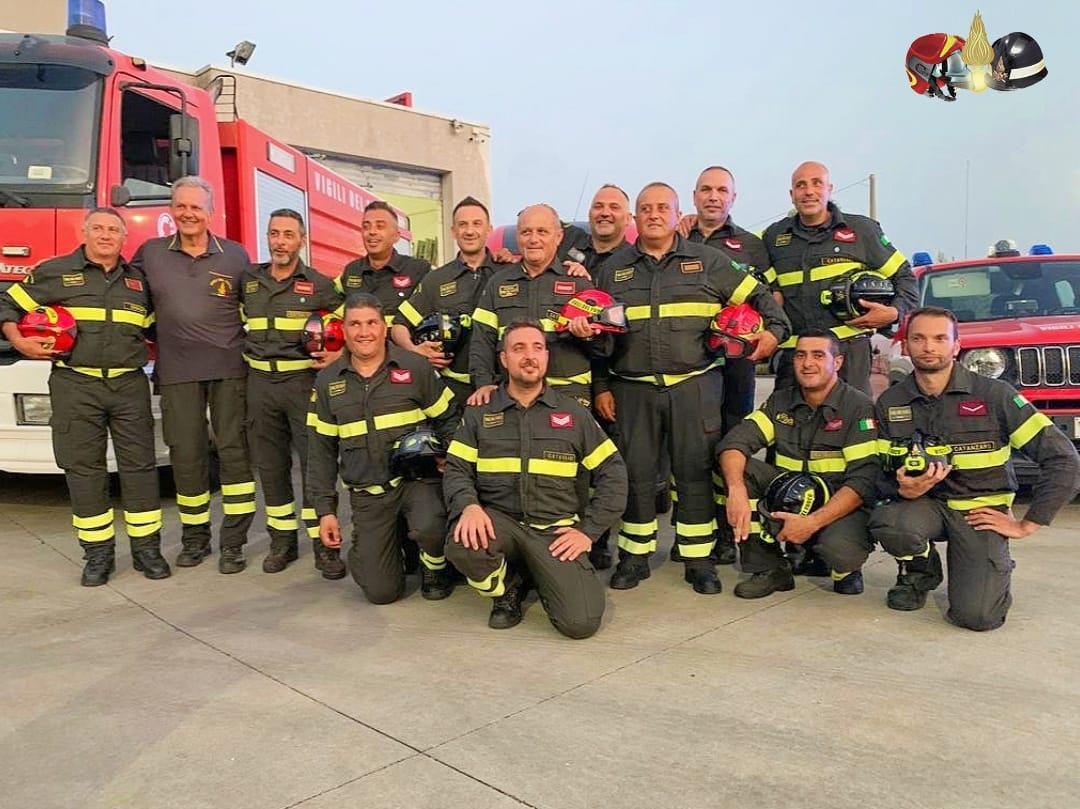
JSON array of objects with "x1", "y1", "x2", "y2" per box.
[
  {"x1": 912, "y1": 251, "x2": 933, "y2": 267},
  {"x1": 1030, "y1": 244, "x2": 1053, "y2": 255}
]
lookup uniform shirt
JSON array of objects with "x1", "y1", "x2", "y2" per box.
[
  {"x1": 443, "y1": 385, "x2": 628, "y2": 540},
  {"x1": 687, "y1": 219, "x2": 775, "y2": 285},
  {"x1": 392, "y1": 251, "x2": 498, "y2": 386},
  {"x1": 240, "y1": 260, "x2": 342, "y2": 374},
  {"x1": 306, "y1": 345, "x2": 458, "y2": 515},
  {"x1": 594, "y1": 235, "x2": 790, "y2": 387},
  {"x1": 335, "y1": 250, "x2": 430, "y2": 325},
  {"x1": 718, "y1": 378, "x2": 880, "y2": 505},
  {"x1": 557, "y1": 223, "x2": 591, "y2": 262},
  {"x1": 469, "y1": 261, "x2": 605, "y2": 391},
  {"x1": 762, "y1": 202, "x2": 917, "y2": 344},
  {"x1": 875, "y1": 364, "x2": 1079, "y2": 524},
  {"x1": 131, "y1": 233, "x2": 250, "y2": 385},
  {"x1": 0, "y1": 245, "x2": 153, "y2": 373}
]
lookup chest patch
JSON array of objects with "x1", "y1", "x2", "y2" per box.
[
  {"x1": 823, "y1": 418, "x2": 843, "y2": 432},
  {"x1": 554, "y1": 280, "x2": 576, "y2": 296},
  {"x1": 887, "y1": 406, "x2": 913, "y2": 422},
  {"x1": 775, "y1": 412, "x2": 794, "y2": 426},
  {"x1": 439, "y1": 281, "x2": 458, "y2": 297},
  {"x1": 244, "y1": 280, "x2": 260, "y2": 294},
  {"x1": 834, "y1": 228, "x2": 857, "y2": 243},
  {"x1": 958, "y1": 399, "x2": 988, "y2": 417},
  {"x1": 550, "y1": 412, "x2": 574, "y2": 429},
  {"x1": 723, "y1": 238, "x2": 742, "y2": 252},
  {"x1": 775, "y1": 233, "x2": 792, "y2": 247},
  {"x1": 544, "y1": 450, "x2": 576, "y2": 463},
  {"x1": 124, "y1": 277, "x2": 144, "y2": 292},
  {"x1": 294, "y1": 280, "x2": 315, "y2": 296},
  {"x1": 482, "y1": 412, "x2": 505, "y2": 428},
  {"x1": 498, "y1": 283, "x2": 519, "y2": 298},
  {"x1": 389, "y1": 368, "x2": 413, "y2": 384},
  {"x1": 345, "y1": 275, "x2": 363, "y2": 288},
  {"x1": 62, "y1": 273, "x2": 85, "y2": 287},
  {"x1": 391, "y1": 275, "x2": 412, "y2": 289},
  {"x1": 680, "y1": 260, "x2": 703, "y2": 274},
  {"x1": 209, "y1": 273, "x2": 233, "y2": 297},
  {"x1": 123, "y1": 302, "x2": 147, "y2": 315},
  {"x1": 613, "y1": 267, "x2": 635, "y2": 282},
  {"x1": 328, "y1": 380, "x2": 347, "y2": 397}
]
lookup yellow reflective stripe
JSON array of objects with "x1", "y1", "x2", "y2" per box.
[
  {"x1": 527, "y1": 458, "x2": 578, "y2": 477},
  {"x1": 447, "y1": 440, "x2": 478, "y2": 463},
  {"x1": 112, "y1": 309, "x2": 147, "y2": 327},
  {"x1": 947, "y1": 493, "x2": 1016, "y2": 511},
  {"x1": 761, "y1": 266, "x2": 778, "y2": 285},
  {"x1": 877, "y1": 250, "x2": 906, "y2": 278},
  {"x1": 625, "y1": 305, "x2": 651, "y2": 321},
  {"x1": 78, "y1": 526, "x2": 115, "y2": 542},
  {"x1": 477, "y1": 457, "x2": 522, "y2": 473},
  {"x1": 354, "y1": 477, "x2": 403, "y2": 495},
  {"x1": 126, "y1": 521, "x2": 161, "y2": 538},
  {"x1": 265, "y1": 502, "x2": 296, "y2": 517},
  {"x1": 422, "y1": 387, "x2": 454, "y2": 419},
  {"x1": 221, "y1": 481, "x2": 256, "y2": 496},
  {"x1": 55, "y1": 364, "x2": 137, "y2": 378},
  {"x1": 657, "y1": 302, "x2": 720, "y2": 319},
  {"x1": 677, "y1": 540, "x2": 716, "y2": 559},
  {"x1": 7, "y1": 284, "x2": 40, "y2": 312},
  {"x1": 809, "y1": 261, "x2": 864, "y2": 282},
  {"x1": 776, "y1": 270, "x2": 804, "y2": 287},
  {"x1": 244, "y1": 356, "x2": 315, "y2": 372},
  {"x1": 223, "y1": 501, "x2": 257, "y2": 515},
  {"x1": 831, "y1": 324, "x2": 871, "y2": 340},
  {"x1": 875, "y1": 438, "x2": 894, "y2": 456},
  {"x1": 616, "y1": 362, "x2": 719, "y2": 387},
  {"x1": 1010, "y1": 412, "x2": 1053, "y2": 449},
  {"x1": 467, "y1": 558, "x2": 507, "y2": 596},
  {"x1": 267, "y1": 516, "x2": 299, "y2": 531},
  {"x1": 420, "y1": 550, "x2": 447, "y2": 571},
  {"x1": 441, "y1": 368, "x2": 471, "y2": 383},
  {"x1": 246, "y1": 317, "x2": 269, "y2": 330},
  {"x1": 306, "y1": 525, "x2": 321, "y2": 539},
  {"x1": 373, "y1": 408, "x2": 426, "y2": 431},
  {"x1": 309, "y1": 416, "x2": 340, "y2": 436},
  {"x1": 473, "y1": 307, "x2": 499, "y2": 329},
  {"x1": 675, "y1": 520, "x2": 716, "y2": 538},
  {"x1": 398, "y1": 298, "x2": 423, "y2": 327},
  {"x1": 807, "y1": 457, "x2": 846, "y2": 473},
  {"x1": 775, "y1": 454, "x2": 803, "y2": 471},
  {"x1": 548, "y1": 370, "x2": 592, "y2": 386},
  {"x1": 581, "y1": 438, "x2": 617, "y2": 470},
  {"x1": 339, "y1": 421, "x2": 368, "y2": 439},
  {"x1": 72, "y1": 509, "x2": 114, "y2": 529},
  {"x1": 952, "y1": 445, "x2": 1011, "y2": 470},
  {"x1": 748, "y1": 410, "x2": 775, "y2": 443},
  {"x1": 274, "y1": 316, "x2": 309, "y2": 330},
  {"x1": 538, "y1": 318, "x2": 559, "y2": 333},
  {"x1": 619, "y1": 519, "x2": 658, "y2": 536},
  {"x1": 124, "y1": 509, "x2": 162, "y2": 524},
  {"x1": 843, "y1": 439, "x2": 878, "y2": 462},
  {"x1": 529, "y1": 517, "x2": 578, "y2": 530},
  {"x1": 179, "y1": 512, "x2": 210, "y2": 525},
  {"x1": 383, "y1": 314, "x2": 395, "y2": 326},
  {"x1": 301, "y1": 508, "x2": 317, "y2": 521},
  {"x1": 176, "y1": 492, "x2": 210, "y2": 507},
  {"x1": 66, "y1": 307, "x2": 106, "y2": 321},
  {"x1": 728, "y1": 274, "x2": 758, "y2": 306},
  {"x1": 616, "y1": 534, "x2": 657, "y2": 554}
]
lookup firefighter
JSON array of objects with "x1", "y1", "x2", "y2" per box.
[
  {"x1": 468, "y1": 204, "x2": 605, "y2": 409},
  {"x1": 869, "y1": 307, "x2": 1080, "y2": 630},
  {"x1": 241, "y1": 209, "x2": 344, "y2": 576},
  {"x1": 306, "y1": 293, "x2": 460, "y2": 604},
  {"x1": 717, "y1": 330, "x2": 880, "y2": 598},
  {"x1": 762, "y1": 161, "x2": 918, "y2": 396},
  {"x1": 444, "y1": 320, "x2": 628, "y2": 637},
  {"x1": 0, "y1": 208, "x2": 169, "y2": 585},
  {"x1": 336, "y1": 201, "x2": 431, "y2": 326},
  {"x1": 132, "y1": 176, "x2": 257, "y2": 573},
  {"x1": 389, "y1": 196, "x2": 498, "y2": 404},
  {"x1": 594, "y1": 182, "x2": 790, "y2": 594}
]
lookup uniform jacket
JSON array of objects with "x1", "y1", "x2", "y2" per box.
[{"x1": 336, "y1": 250, "x2": 430, "y2": 324}]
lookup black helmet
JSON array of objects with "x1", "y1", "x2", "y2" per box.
[
  {"x1": 758, "y1": 471, "x2": 830, "y2": 541},
  {"x1": 883, "y1": 430, "x2": 952, "y2": 477},
  {"x1": 820, "y1": 270, "x2": 896, "y2": 320},
  {"x1": 412, "y1": 312, "x2": 466, "y2": 356},
  {"x1": 389, "y1": 428, "x2": 447, "y2": 481},
  {"x1": 988, "y1": 32, "x2": 1048, "y2": 91}
]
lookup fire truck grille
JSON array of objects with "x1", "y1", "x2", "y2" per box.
[{"x1": 1016, "y1": 345, "x2": 1080, "y2": 387}]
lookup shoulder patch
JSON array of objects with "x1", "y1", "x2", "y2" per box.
[
  {"x1": 482, "y1": 412, "x2": 504, "y2": 428},
  {"x1": 1012, "y1": 394, "x2": 1029, "y2": 408},
  {"x1": 887, "y1": 405, "x2": 913, "y2": 422},
  {"x1": 328, "y1": 380, "x2": 347, "y2": 397},
  {"x1": 879, "y1": 234, "x2": 891, "y2": 247},
  {"x1": 679, "y1": 260, "x2": 703, "y2": 274},
  {"x1": 244, "y1": 280, "x2": 260, "y2": 294},
  {"x1": 613, "y1": 267, "x2": 635, "y2": 282},
  {"x1": 498, "y1": 283, "x2": 519, "y2": 298},
  {"x1": 858, "y1": 417, "x2": 876, "y2": 431},
  {"x1": 775, "y1": 233, "x2": 792, "y2": 247},
  {"x1": 439, "y1": 281, "x2": 458, "y2": 297},
  {"x1": 550, "y1": 412, "x2": 574, "y2": 429}
]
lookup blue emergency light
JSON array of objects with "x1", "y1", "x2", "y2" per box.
[
  {"x1": 912, "y1": 251, "x2": 933, "y2": 267},
  {"x1": 1030, "y1": 244, "x2": 1053, "y2": 255},
  {"x1": 66, "y1": 0, "x2": 108, "y2": 43}
]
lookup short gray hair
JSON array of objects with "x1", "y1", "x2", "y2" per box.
[{"x1": 171, "y1": 176, "x2": 215, "y2": 212}]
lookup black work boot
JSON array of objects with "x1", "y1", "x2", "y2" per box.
[
  {"x1": 421, "y1": 566, "x2": 456, "y2": 600},
  {"x1": 789, "y1": 544, "x2": 830, "y2": 577},
  {"x1": 488, "y1": 572, "x2": 525, "y2": 629},
  {"x1": 131, "y1": 536, "x2": 172, "y2": 580},
  {"x1": 312, "y1": 540, "x2": 346, "y2": 580},
  {"x1": 734, "y1": 564, "x2": 795, "y2": 599},
  {"x1": 80, "y1": 541, "x2": 116, "y2": 587},
  {"x1": 684, "y1": 560, "x2": 722, "y2": 595},
  {"x1": 263, "y1": 536, "x2": 299, "y2": 574},
  {"x1": 887, "y1": 546, "x2": 944, "y2": 611},
  {"x1": 609, "y1": 553, "x2": 651, "y2": 590},
  {"x1": 588, "y1": 530, "x2": 613, "y2": 570},
  {"x1": 176, "y1": 535, "x2": 212, "y2": 567},
  {"x1": 218, "y1": 545, "x2": 246, "y2": 574},
  {"x1": 711, "y1": 534, "x2": 737, "y2": 566},
  {"x1": 833, "y1": 570, "x2": 864, "y2": 595}
]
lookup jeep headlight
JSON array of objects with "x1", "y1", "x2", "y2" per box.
[
  {"x1": 16, "y1": 394, "x2": 52, "y2": 425},
  {"x1": 961, "y1": 348, "x2": 1008, "y2": 379}
]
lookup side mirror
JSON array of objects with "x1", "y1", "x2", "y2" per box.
[
  {"x1": 109, "y1": 184, "x2": 132, "y2": 207},
  {"x1": 168, "y1": 113, "x2": 199, "y2": 181}
]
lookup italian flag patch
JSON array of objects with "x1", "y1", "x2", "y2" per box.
[
  {"x1": 858, "y1": 417, "x2": 876, "y2": 431},
  {"x1": 1013, "y1": 394, "x2": 1029, "y2": 408}
]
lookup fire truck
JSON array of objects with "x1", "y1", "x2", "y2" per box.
[
  {"x1": 890, "y1": 241, "x2": 1080, "y2": 479},
  {"x1": 0, "y1": 2, "x2": 411, "y2": 473}
]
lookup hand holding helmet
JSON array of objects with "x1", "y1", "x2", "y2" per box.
[
  {"x1": 707, "y1": 303, "x2": 764, "y2": 360},
  {"x1": 555, "y1": 288, "x2": 629, "y2": 338},
  {"x1": 758, "y1": 471, "x2": 830, "y2": 544},
  {"x1": 16, "y1": 305, "x2": 78, "y2": 359}
]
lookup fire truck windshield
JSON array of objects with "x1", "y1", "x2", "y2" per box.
[
  {"x1": 921, "y1": 260, "x2": 1080, "y2": 321},
  {"x1": 0, "y1": 64, "x2": 100, "y2": 194}
]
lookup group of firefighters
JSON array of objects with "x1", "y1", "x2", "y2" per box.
[{"x1": 3, "y1": 162, "x2": 1077, "y2": 639}]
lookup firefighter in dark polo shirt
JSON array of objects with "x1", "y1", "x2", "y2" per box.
[
  {"x1": 307, "y1": 293, "x2": 460, "y2": 604},
  {"x1": 241, "y1": 209, "x2": 345, "y2": 577},
  {"x1": 131, "y1": 176, "x2": 257, "y2": 574},
  {"x1": 335, "y1": 200, "x2": 431, "y2": 326},
  {"x1": 389, "y1": 195, "x2": 498, "y2": 403},
  {"x1": 0, "y1": 208, "x2": 169, "y2": 585}
]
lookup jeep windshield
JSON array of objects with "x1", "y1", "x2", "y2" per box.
[
  {"x1": 920, "y1": 260, "x2": 1080, "y2": 321},
  {"x1": 0, "y1": 63, "x2": 101, "y2": 201}
]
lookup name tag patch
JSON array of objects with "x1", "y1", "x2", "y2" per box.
[
  {"x1": 123, "y1": 302, "x2": 147, "y2": 315},
  {"x1": 389, "y1": 368, "x2": 413, "y2": 384},
  {"x1": 439, "y1": 282, "x2": 458, "y2": 297},
  {"x1": 680, "y1": 260, "x2": 703, "y2": 274},
  {"x1": 124, "y1": 277, "x2": 143, "y2": 292},
  {"x1": 345, "y1": 276, "x2": 363, "y2": 288},
  {"x1": 613, "y1": 267, "x2": 635, "y2": 282},
  {"x1": 775, "y1": 233, "x2": 792, "y2": 247},
  {"x1": 62, "y1": 273, "x2": 84, "y2": 287},
  {"x1": 887, "y1": 406, "x2": 913, "y2": 422},
  {"x1": 543, "y1": 450, "x2": 576, "y2": 463},
  {"x1": 550, "y1": 412, "x2": 574, "y2": 429},
  {"x1": 498, "y1": 283, "x2": 519, "y2": 298},
  {"x1": 328, "y1": 380, "x2": 347, "y2": 397},
  {"x1": 244, "y1": 280, "x2": 260, "y2": 294},
  {"x1": 482, "y1": 413, "x2": 504, "y2": 428}
]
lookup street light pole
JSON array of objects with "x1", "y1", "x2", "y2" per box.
[{"x1": 868, "y1": 173, "x2": 877, "y2": 220}]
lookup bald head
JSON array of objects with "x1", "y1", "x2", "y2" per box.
[
  {"x1": 517, "y1": 203, "x2": 560, "y2": 230},
  {"x1": 789, "y1": 161, "x2": 833, "y2": 227},
  {"x1": 516, "y1": 204, "x2": 563, "y2": 273}
]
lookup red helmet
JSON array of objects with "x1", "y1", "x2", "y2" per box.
[
  {"x1": 906, "y1": 33, "x2": 972, "y2": 101},
  {"x1": 301, "y1": 310, "x2": 345, "y2": 354},
  {"x1": 18, "y1": 305, "x2": 78, "y2": 355},
  {"x1": 707, "y1": 303, "x2": 763, "y2": 359},
  {"x1": 555, "y1": 288, "x2": 628, "y2": 333}
]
